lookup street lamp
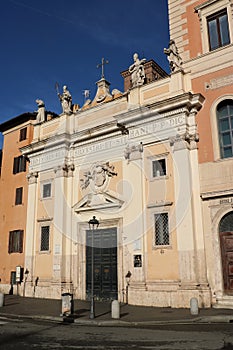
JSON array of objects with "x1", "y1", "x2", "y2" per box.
[{"x1": 88, "y1": 215, "x2": 99, "y2": 319}]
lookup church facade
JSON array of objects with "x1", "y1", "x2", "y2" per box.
[
  {"x1": 0, "y1": 0, "x2": 232, "y2": 309},
  {"x1": 20, "y1": 51, "x2": 211, "y2": 307}
]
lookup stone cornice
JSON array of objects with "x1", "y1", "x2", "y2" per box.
[
  {"x1": 20, "y1": 133, "x2": 71, "y2": 156},
  {"x1": 194, "y1": 0, "x2": 221, "y2": 12},
  {"x1": 201, "y1": 189, "x2": 233, "y2": 200},
  {"x1": 20, "y1": 92, "x2": 204, "y2": 161}
]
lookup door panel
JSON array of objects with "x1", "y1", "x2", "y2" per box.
[
  {"x1": 220, "y1": 232, "x2": 233, "y2": 295},
  {"x1": 86, "y1": 228, "x2": 117, "y2": 300}
]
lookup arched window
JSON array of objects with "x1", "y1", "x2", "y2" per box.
[
  {"x1": 217, "y1": 99, "x2": 233, "y2": 158},
  {"x1": 219, "y1": 211, "x2": 233, "y2": 232}
]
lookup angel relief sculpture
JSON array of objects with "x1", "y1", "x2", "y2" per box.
[{"x1": 80, "y1": 162, "x2": 117, "y2": 192}]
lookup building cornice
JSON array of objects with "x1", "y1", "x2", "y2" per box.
[{"x1": 0, "y1": 112, "x2": 37, "y2": 132}]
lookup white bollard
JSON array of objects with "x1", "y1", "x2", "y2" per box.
[
  {"x1": 0, "y1": 293, "x2": 4, "y2": 307},
  {"x1": 190, "y1": 297, "x2": 199, "y2": 315},
  {"x1": 111, "y1": 300, "x2": 120, "y2": 319}
]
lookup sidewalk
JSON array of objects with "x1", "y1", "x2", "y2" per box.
[{"x1": 1, "y1": 294, "x2": 233, "y2": 326}]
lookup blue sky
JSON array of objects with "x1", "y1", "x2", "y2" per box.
[{"x1": 0, "y1": 0, "x2": 169, "y2": 147}]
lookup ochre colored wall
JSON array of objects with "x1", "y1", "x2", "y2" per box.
[{"x1": 0, "y1": 122, "x2": 34, "y2": 284}]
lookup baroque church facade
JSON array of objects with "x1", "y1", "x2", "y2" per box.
[
  {"x1": 21, "y1": 62, "x2": 208, "y2": 307},
  {"x1": 0, "y1": 0, "x2": 232, "y2": 309}
]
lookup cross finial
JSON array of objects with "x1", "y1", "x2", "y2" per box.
[{"x1": 97, "y1": 58, "x2": 109, "y2": 79}]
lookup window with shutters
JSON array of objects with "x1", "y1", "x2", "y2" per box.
[
  {"x1": 154, "y1": 213, "x2": 170, "y2": 246},
  {"x1": 19, "y1": 127, "x2": 27, "y2": 141},
  {"x1": 8, "y1": 230, "x2": 23, "y2": 253},
  {"x1": 15, "y1": 187, "x2": 23, "y2": 205},
  {"x1": 13, "y1": 156, "x2": 26, "y2": 174},
  {"x1": 40, "y1": 226, "x2": 50, "y2": 252}
]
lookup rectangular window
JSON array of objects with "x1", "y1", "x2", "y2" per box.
[
  {"x1": 8, "y1": 230, "x2": 23, "y2": 253},
  {"x1": 42, "y1": 183, "x2": 51, "y2": 198},
  {"x1": 152, "y1": 159, "x2": 166, "y2": 177},
  {"x1": 10, "y1": 271, "x2": 16, "y2": 285},
  {"x1": 19, "y1": 127, "x2": 27, "y2": 141},
  {"x1": 207, "y1": 9, "x2": 230, "y2": 51},
  {"x1": 15, "y1": 187, "x2": 23, "y2": 205},
  {"x1": 154, "y1": 213, "x2": 169, "y2": 246},
  {"x1": 13, "y1": 156, "x2": 26, "y2": 174},
  {"x1": 40, "y1": 226, "x2": 50, "y2": 251}
]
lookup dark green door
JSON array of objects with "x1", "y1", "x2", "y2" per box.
[{"x1": 86, "y1": 227, "x2": 117, "y2": 301}]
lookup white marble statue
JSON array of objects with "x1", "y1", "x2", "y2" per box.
[
  {"x1": 164, "y1": 40, "x2": 183, "y2": 73},
  {"x1": 35, "y1": 99, "x2": 45, "y2": 123},
  {"x1": 58, "y1": 85, "x2": 72, "y2": 114},
  {"x1": 129, "y1": 53, "x2": 146, "y2": 87}
]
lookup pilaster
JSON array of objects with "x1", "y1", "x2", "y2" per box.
[
  {"x1": 24, "y1": 172, "x2": 38, "y2": 287},
  {"x1": 171, "y1": 133, "x2": 208, "y2": 290},
  {"x1": 52, "y1": 162, "x2": 75, "y2": 292}
]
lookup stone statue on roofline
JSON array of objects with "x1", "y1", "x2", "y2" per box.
[
  {"x1": 164, "y1": 39, "x2": 183, "y2": 73},
  {"x1": 35, "y1": 99, "x2": 45, "y2": 123},
  {"x1": 57, "y1": 85, "x2": 72, "y2": 114},
  {"x1": 129, "y1": 53, "x2": 146, "y2": 87}
]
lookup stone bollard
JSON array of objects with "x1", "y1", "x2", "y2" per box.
[
  {"x1": 190, "y1": 297, "x2": 198, "y2": 315},
  {"x1": 0, "y1": 293, "x2": 4, "y2": 307},
  {"x1": 111, "y1": 300, "x2": 120, "y2": 319}
]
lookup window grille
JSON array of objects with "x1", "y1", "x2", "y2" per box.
[
  {"x1": 152, "y1": 159, "x2": 166, "y2": 177},
  {"x1": 40, "y1": 226, "x2": 50, "y2": 251},
  {"x1": 207, "y1": 9, "x2": 230, "y2": 51},
  {"x1": 154, "y1": 213, "x2": 169, "y2": 246}
]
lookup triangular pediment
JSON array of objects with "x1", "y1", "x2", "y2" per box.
[{"x1": 73, "y1": 192, "x2": 124, "y2": 213}]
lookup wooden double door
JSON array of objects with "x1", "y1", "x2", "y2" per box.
[
  {"x1": 219, "y1": 212, "x2": 233, "y2": 295},
  {"x1": 86, "y1": 227, "x2": 117, "y2": 301},
  {"x1": 220, "y1": 231, "x2": 233, "y2": 295}
]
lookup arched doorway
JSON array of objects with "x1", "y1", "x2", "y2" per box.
[{"x1": 219, "y1": 211, "x2": 233, "y2": 295}]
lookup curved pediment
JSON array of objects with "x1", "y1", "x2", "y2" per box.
[{"x1": 73, "y1": 192, "x2": 124, "y2": 213}]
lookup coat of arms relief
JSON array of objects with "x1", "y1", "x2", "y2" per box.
[{"x1": 78, "y1": 162, "x2": 121, "y2": 210}]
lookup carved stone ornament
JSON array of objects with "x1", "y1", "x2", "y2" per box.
[
  {"x1": 80, "y1": 162, "x2": 117, "y2": 193},
  {"x1": 54, "y1": 163, "x2": 75, "y2": 178},
  {"x1": 124, "y1": 142, "x2": 143, "y2": 162},
  {"x1": 128, "y1": 53, "x2": 146, "y2": 87},
  {"x1": 94, "y1": 78, "x2": 112, "y2": 103},
  {"x1": 35, "y1": 99, "x2": 45, "y2": 123},
  {"x1": 57, "y1": 85, "x2": 72, "y2": 114},
  {"x1": 27, "y1": 171, "x2": 38, "y2": 184},
  {"x1": 164, "y1": 40, "x2": 183, "y2": 73}
]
